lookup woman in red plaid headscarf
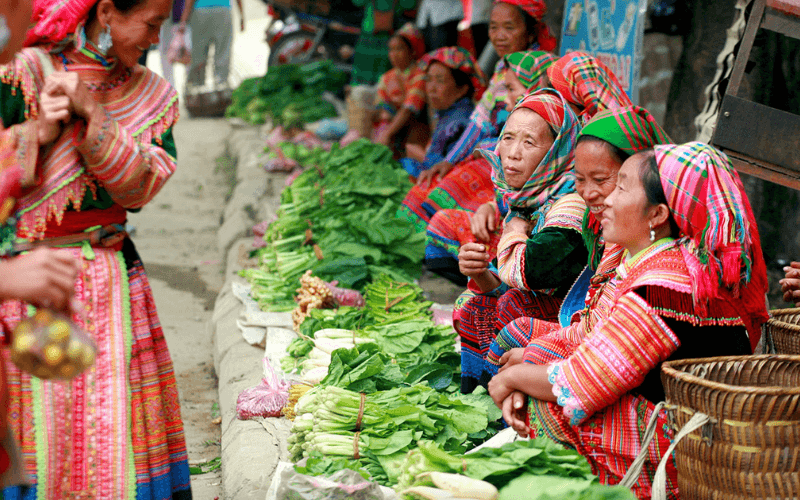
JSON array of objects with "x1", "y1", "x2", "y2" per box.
[{"x1": 488, "y1": 142, "x2": 767, "y2": 499}]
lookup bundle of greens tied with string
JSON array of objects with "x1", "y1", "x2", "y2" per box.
[{"x1": 240, "y1": 140, "x2": 425, "y2": 312}]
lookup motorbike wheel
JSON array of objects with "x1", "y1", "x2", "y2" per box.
[{"x1": 268, "y1": 31, "x2": 331, "y2": 67}]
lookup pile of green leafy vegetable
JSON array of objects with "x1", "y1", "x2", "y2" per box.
[
  {"x1": 290, "y1": 384, "x2": 500, "y2": 485},
  {"x1": 242, "y1": 141, "x2": 425, "y2": 311},
  {"x1": 397, "y1": 439, "x2": 635, "y2": 500},
  {"x1": 226, "y1": 61, "x2": 347, "y2": 125}
]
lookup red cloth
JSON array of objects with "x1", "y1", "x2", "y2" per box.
[
  {"x1": 24, "y1": 0, "x2": 97, "y2": 47},
  {"x1": 42, "y1": 205, "x2": 127, "y2": 239},
  {"x1": 496, "y1": 0, "x2": 557, "y2": 51}
]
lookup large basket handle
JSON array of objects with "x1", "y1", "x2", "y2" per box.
[{"x1": 620, "y1": 403, "x2": 712, "y2": 500}]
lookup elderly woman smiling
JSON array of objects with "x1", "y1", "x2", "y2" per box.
[{"x1": 488, "y1": 142, "x2": 769, "y2": 499}]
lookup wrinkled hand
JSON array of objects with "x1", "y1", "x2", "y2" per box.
[
  {"x1": 780, "y1": 261, "x2": 800, "y2": 305},
  {"x1": 503, "y1": 216, "x2": 531, "y2": 237},
  {"x1": 498, "y1": 348, "x2": 525, "y2": 372},
  {"x1": 502, "y1": 391, "x2": 530, "y2": 437},
  {"x1": 42, "y1": 72, "x2": 99, "y2": 122},
  {"x1": 470, "y1": 202, "x2": 497, "y2": 243},
  {"x1": 458, "y1": 242, "x2": 491, "y2": 279},
  {"x1": 0, "y1": 248, "x2": 81, "y2": 314},
  {"x1": 416, "y1": 161, "x2": 453, "y2": 188}
]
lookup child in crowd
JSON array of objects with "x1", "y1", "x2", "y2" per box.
[{"x1": 373, "y1": 23, "x2": 430, "y2": 155}]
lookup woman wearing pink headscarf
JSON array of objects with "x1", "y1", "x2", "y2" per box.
[{"x1": 1, "y1": 0, "x2": 192, "y2": 498}]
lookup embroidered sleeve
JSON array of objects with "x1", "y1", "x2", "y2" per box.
[
  {"x1": 76, "y1": 109, "x2": 177, "y2": 209},
  {"x1": 544, "y1": 290, "x2": 680, "y2": 425},
  {"x1": 403, "y1": 67, "x2": 426, "y2": 115},
  {"x1": 542, "y1": 194, "x2": 586, "y2": 232},
  {"x1": 375, "y1": 71, "x2": 397, "y2": 116},
  {"x1": 497, "y1": 232, "x2": 528, "y2": 289}
]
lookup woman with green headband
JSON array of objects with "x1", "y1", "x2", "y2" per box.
[{"x1": 481, "y1": 105, "x2": 672, "y2": 385}]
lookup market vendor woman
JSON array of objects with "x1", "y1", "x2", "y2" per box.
[{"x1": 488, "y1": 143, "x2": 768, "y2": 498}]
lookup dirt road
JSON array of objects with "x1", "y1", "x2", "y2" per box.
[{"x1": 128, "y1": 117, "x2": 233, "y2": 499}]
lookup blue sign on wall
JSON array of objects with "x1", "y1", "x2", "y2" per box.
[{"x1": 559, "y1": 0, "x2": 647, "y2": 103}]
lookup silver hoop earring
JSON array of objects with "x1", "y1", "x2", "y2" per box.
[
  {"x1": 98, "y1": 24, "x2": 112, "y2": 55},
  {"x1": 649, "y1": 223, "x2": 655, "y2": 242}
]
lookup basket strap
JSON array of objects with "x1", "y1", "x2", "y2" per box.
[
  {"x1": 650, "y1": 412, "x2": 711, "y2": 500},
  {"x1": 619, "y1": 402, "x2": 666, "y2": 488}
]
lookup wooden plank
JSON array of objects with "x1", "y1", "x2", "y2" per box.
[
  {"x1": 726, "y1": 0, "x2": 767, "y2": 97},
  {"x1": 762, "y1": 9, "x2": 800, "y2": 37},
  {"x1": 713, "y1": 94, "x2": 800, "y2": 171},
  {"x1": 724, "y1": 150, "x2": 800, "y2": 191}
]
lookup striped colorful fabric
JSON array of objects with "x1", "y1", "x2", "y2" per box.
[
  {"x1": 546, "y1": 52, "x2": 633, "y2": 123},
  {"x1": 497, "y1": 193, "x2": 586, "y2": 290},
  {"x1": 421, "y1": 47, "x2": 488, "y2": 101},
  {"x1": 655, "y1": 142, "x2": 768, "y2": 347},
  {"x1": 375, "y1": 66, "x2": 424, "y2": 116},
  {"x1": 580, "y1": 105, "x2": 671, "y2": 155},
  {"x1": 0, "y1": 32, "x2": 191, "y2": 500},
  {"x1": 424, "y1": 208, "x2": 502, "y2": 271},
  {"x1": 1, "y1": 45, "x2": 179, "y2": 239},
  {"x1": 458, "y1": 288, "x2": 561, "y2": 393},
  {"x1": 483, "y1": 89, "x2": 580, "y2": 213},
  {"x1": 397, "y1": 156, "x2": 495, "y2": 232},
  {"x1": 488, "y1": 243, "x2": 624, "y2": 366},
  {"x1": 503, "y1": 51, "x2": 557, "y2": 90}
]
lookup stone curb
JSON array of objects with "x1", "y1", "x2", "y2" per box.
[{"x1": 211, "y1": 125, "x2": 295, "y2": 500}]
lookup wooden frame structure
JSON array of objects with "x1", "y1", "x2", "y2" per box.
[{"x1": 711, "y1": 0, "x2": 800, "y2": 190}]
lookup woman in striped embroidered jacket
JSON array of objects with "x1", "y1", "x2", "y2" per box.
[
  {"x1": 487, "y1": 143, "x2": 768, "y2": 499},
  {"x1": 0, "y1": 0, "x2": 192, "y2": 498}
]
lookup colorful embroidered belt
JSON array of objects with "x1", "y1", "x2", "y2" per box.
[{"x1": 11, "y1": 223, "x2": 127, "y2": 256}]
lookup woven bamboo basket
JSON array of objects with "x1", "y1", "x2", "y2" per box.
[
  {"x1": 660, "y1": 355, "x2": 800, "y2": 499},
  {"x1": 764, "y1": 308, "x2": 800, "y2": 354}
]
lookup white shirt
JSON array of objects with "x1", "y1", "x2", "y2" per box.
[{"x1": 416, "y1": 0, "x2": 464, "y2": 28}]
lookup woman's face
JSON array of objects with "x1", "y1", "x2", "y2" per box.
[
  {"x1": 574, "y1": 140, "x2": 623, "y2": 220},
  {"x1": 497, "y1": 107, "x2": 554, "y2": 189},
  {"x1": 489, "y1": 3, "x2": 533, "y2": 58},
  {"x1": 503, "y1": 68, "x2": 528, "y2": 112},
  {"x1": 601, "y1": 155, "x2": 655, "y2": 254},
  {"x1": 0, "y1": 0, "x2": 33, "y2": 64},
  {"x1": 103, "y1": 0, "x2": 171, "y2": 68},
  {"x1": 388, "y1": 36, "x2": 412, "y2": 71},
  {"x1": 426, "y1": 62, "x2": 468, "y2": 111}
]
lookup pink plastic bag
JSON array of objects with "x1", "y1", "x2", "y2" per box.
[
  {"x1": 166, "y1": 26, "x2": 191, "y2": 65},
  {"x1": 236, "y1": 356, "x2": 290, "y2": 420}
]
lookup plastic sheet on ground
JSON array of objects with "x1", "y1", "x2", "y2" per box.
[
  {"x1": 266, "y1": 462, "x2": 398, "y2": 500},
  {"x1": 231, "y1": 282, "x2": 295, "y2": 347}
]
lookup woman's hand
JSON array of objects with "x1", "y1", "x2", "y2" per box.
[
  {"x1": 470, "y1": 202, "x2": 497, "y2": 243},
  {"x1": 38, "y1": 89, "x2": 72, "y2": 145},
  {"x1": 488, "y1": 368, "x2": 516, "y2": 408},
  {"x1": 0, "y1": 248, "x2": 81, "y2": 314},
  {"x1": 405, "y1": 143, "x2": 426, "y2": 162},
  {"x1": 458, "y1": 242, "x2": 491, "y2": 278},
  {"x1": 375, "y1": 128, "x2": 393, "y2": 146},
  {"x1": 498, "y1": 348, "x2": 525, "y2": 372},
  {"x1": 502, "y1": 391, "x2": 530, "y2": 437},
  {"x1": 42, "y1": 72, "x2": 100, "y2": 123},
  {"x1": 503, "y1": 216, "x2": 531, "y2": 237},
  {"x1": 416, "y1": 160, "x2": 453, "y2": 188},
  {"x1": 780, "y1": 262, "x2": 800, "y2": 306}
]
